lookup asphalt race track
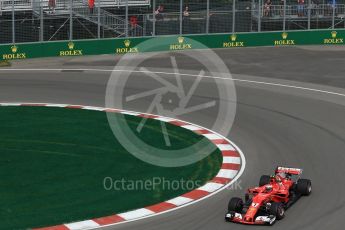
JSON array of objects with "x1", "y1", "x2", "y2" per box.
[{"x1": 1, "y1": 46, "x2": 345, "y2": 230}]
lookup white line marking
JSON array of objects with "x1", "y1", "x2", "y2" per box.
[
  {"x1": 120, "y1": 111, "x2": 140, "y2": 116},
  {"x1": 118, "y1": 209, "x2": 155, "y2": 220},
  {"x1": 202, "y1": 133, "x2": 223, "y2": 140},
  {"x1": 197, "y1": 182, "x2": 224, "y2": 193},
  {"x1": 1, "y1": 68, "x2": 345, "y2": 97},
  {"x1": 166, "y1": 196, "x2": 194, "y2": 206},
  {"x1": 223, "y1": 156, "x2": 241, "y2": 164},
  {"x1": 0, "y1": 103, "x2": 22, "y2": 106},
  {"x1": 216, "y1": 144, "x2": 236, "y2": 151},
  {"x1": 65, "y1": 220, "x2": 100, "y2": 230},
  {"x1": 181, "y1": 125, "x2": 202, "y2": 131},
  {"x1": 216, "y1": 169, "x2": 239, "y2": 179},
  {"x1": 44, "y1": 104, "x2": 69, "y2": 107},
  {"x1": 81, "y1": 106, "x2": 105, "y2": 111},
  {"x1": 154, "y1": 117, "x2": 176, "y2": 122}
]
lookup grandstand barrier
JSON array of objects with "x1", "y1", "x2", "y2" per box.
[{"x1": 0, "y1": 29, "x2": 344, "y2": 61}]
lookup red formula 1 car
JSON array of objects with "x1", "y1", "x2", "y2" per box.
[{"x1": 225, "y1": 167, "x2": 312, "y2": 225}]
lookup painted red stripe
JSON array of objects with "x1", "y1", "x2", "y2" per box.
[
  {"x1": 211, "y1": 139, "x2": 228, "y2": 144},
  {"x1": 182, "y1": 189, "x2": 210, "y2": 200},
  {"x1": 146, "y1": 202, "x2": 177, "y2": 213},
  {"x1": 222, "y1": 163, "x2": 241, "y2": 170},
  {"x1": 222, "y1": 150, "x2": 240, "y2": 157},
  {"x1": 33, "y1": 225, "x2": 69, "y2": 230},
  {"x1": 138, "y1": 114, "x2": 159, "y2": 119},
  {"x1": 211, "y1": 177, "x2": 232, "y2": 185},
  {"x1": 169, "y1": 120, "x2": 189, "y2": 126},
  {"x1": 194, "y1": 129, "x2": 211, "y2": 135},
  {"x1": 65, "y1": 105, "x2": 83, "y2": 109},
  {"x1": 93, "y1": 215, "x2": 125, "y2": 225}
]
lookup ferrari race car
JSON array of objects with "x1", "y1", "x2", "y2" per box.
[{"x1": 225, "y1": 167, "x2": 312, "y2": 225}]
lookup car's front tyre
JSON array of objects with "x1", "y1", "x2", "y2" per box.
[
  {"x1": 228, "y1": 197, "x2": 243, "y2": 213},
  {"x1": 269, "y1": 202, "x2": 285, "y2": 220},
  {"x1": 296, "y1": 179, "x2": 312, "y2": 196}
]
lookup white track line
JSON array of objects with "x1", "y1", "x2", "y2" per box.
[{"x1": 1, "y1": 68, "x2": 345, "y2": 97}]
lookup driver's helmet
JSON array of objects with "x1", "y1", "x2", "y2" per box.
[
  {"x1": 275, "y1": 175, "x2": 282, "y2": 183},
  {"x1": 265, "y1": 184, "x2": 273, "y2": 192},
  {"x1": 277, "y1": 172, "x2": 286, "y2": 178}
]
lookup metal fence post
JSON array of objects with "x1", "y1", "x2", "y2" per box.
[
  {"x1": 69, "y1": 0, "x2": 73, "y2": 41},
  {"x1": 180, "y1": 0, "x2": 183, "y2": 35},
  {"x1": 125, "y1": 0, "x2": 129, "y2": 37},
  {"x1": 307, "y1": 0, "x2": 311, "y2": 30},
  {"x1": 152, "y1": 0, "x2": 156, "y2": 36},
  {"x1": 12, "y1": 0, "x2": 15, "y2": 44},
  {"x1": 40, "y1": 0, "x2": 44, "y2": 41},
  {"x1": 258, "y1": 0, "x2": 261, "y2": 32},
  {"x1": 206, "y1": 0, "x2": 209, "y2": 34},
  {"x1": 283, "y1": 0, "x2": 286, "y2": 31},
  {"x1": 97, "y1": 0, "x2": 101, "y2": 38},
  {"x1": 332, "y1": 0, "x2": 335, "y2": 29},
  {"x1": 232, "y1": 0, "x2": 236, "y2": 33}
]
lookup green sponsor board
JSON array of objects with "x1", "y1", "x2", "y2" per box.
[
  {"x1": 0, "y1": 30, "x2": 344, "y2": 61},
  {"x1": 190, "y1": 30, "x2": 345, "y2": 48}
]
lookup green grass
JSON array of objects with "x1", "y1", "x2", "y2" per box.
[{"x1": 0, "y1": 107, "x2": 222, "y2": 230}]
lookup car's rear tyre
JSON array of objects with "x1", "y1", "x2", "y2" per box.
[
  {"x1": 269, "y1": 202, "x2": 285, "y2": 220},
  {"x1": 296, "y1": 179, "x2": 312, "y2": 196},
  {"x1": 259, "y1": 175, "x2": 271, "y2": 186},
  {"x1": 228, "y1": 197, "x2": 243, "y2": 213}
]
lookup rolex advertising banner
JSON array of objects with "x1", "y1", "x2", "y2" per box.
[
  {"x1": 190, "y1": 29, "x2": 345, "y2": 48},
  {"x1": 0, "y1": 30, "x2": 344, "y2": 61}
]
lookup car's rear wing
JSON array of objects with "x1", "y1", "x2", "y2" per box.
[{"x1": 275, "y1": 167, "x2": 303, "y2": 175}]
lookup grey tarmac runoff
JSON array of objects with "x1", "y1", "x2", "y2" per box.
[{"x1": 1, "y1": 46, "x2": 345, "y2": 230}]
